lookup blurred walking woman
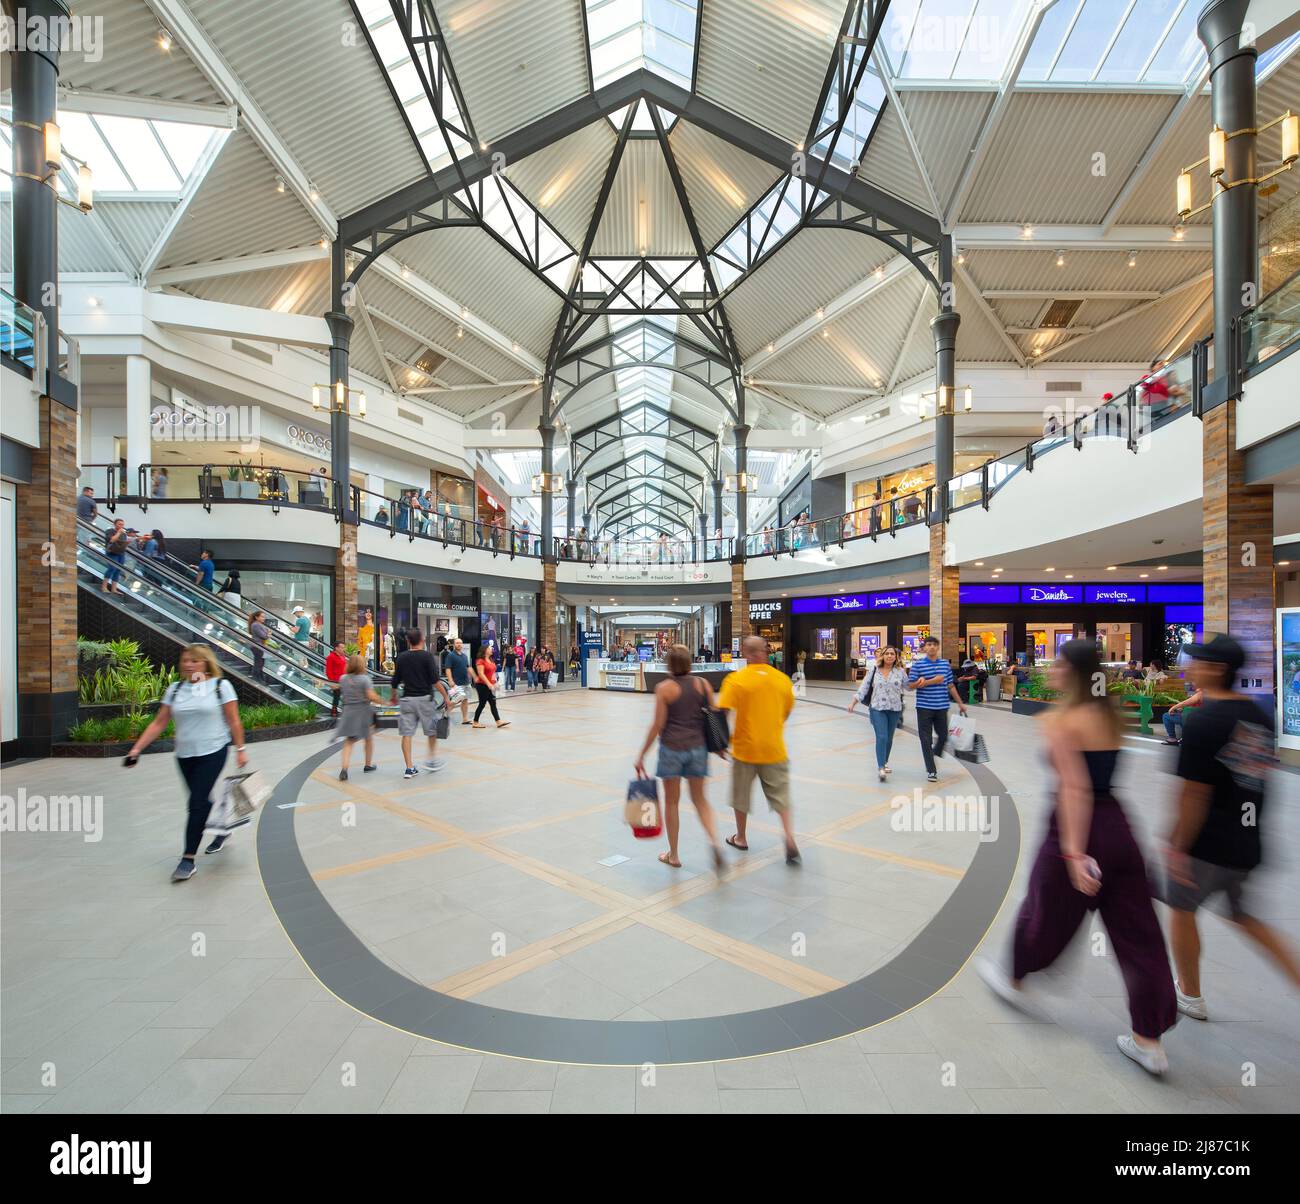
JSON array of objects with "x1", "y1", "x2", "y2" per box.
[
  {"x1": 977, "y1": 639, "x2": 1177, "y2": 1075},
  {"x1": 336, "y1": 653, "x2": 381, "y2": 780},
  {"x1": 847, "y1": 645, "x2": 906, "y2": 781},
  {"x1": 125, "y1": 644, "x2": 248, "y2": 881},
  {"x1": 635, "y1": 643, "x2": 724, "y2": 873}
]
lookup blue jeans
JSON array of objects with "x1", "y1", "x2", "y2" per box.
[
  {"x1": 505, "y1": 665, "x2": 516, "y2": 690},
  {"x1": 1162, "y1": 711, "x2": 1184, "y2": 741},
  {"x1": 527, "y1": 669, "x2": 536, "y2": 689},
  {"x1": 869, "y1": 708, "x2": 902, "y2": 770},
  {"x1": 104, "y1": 552, "x2": 125, "y2": 585}
]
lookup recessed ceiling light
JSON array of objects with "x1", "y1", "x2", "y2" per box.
[
  {"x1": 157, "y1": 28, "x2": 173, "y2": 51},
  {"x1": 1157, "y1": 565, "x2": 1168, "y2": 570},
  {"x1": 1127, "y1": 250, "x2": 1137, "y2": 268},
  {"x1": 1106, "y1": 565, "x2": 1117, "y2": 571},
  {"x1": 822, "y1": 328, "x2": 830, "y2": 338},
  {"x1": 1064, "y1": 574, "x2": 1074, "y2": 579},
  {"x1": 1021, "y1": 225, "x2": 1033, "y2": 238},
  {"x1": 1280, "y1": 560, "x2": 1291, "y2": 567},
  {"x1": 974, "y1": 561, "x2": 983, "y2": 566},
  {"x1": 1055, "y1": 250, "x2": 1065, "y2": 267},
  {"x1": 816, "y1": 307, "x2": 824, "y2": 319},
  {"x1": 1044, "y1": 566, "x2": 1055, "y2": 572},
  {"x1": 1139, "y1": 573, "x2": 1149, "y2": 578},
  {"x1": 274, "y1": 175, "x2": 285, "y2": 193}
]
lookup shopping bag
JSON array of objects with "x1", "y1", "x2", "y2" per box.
[
  {"x1": 207, "y1": 779, "x2": 252, "y2": 834},
  {"x1": 701, "y1": 704, "x2": 730, "y2": 754},
  {"x1": 956, "y1": 733, "x2": 991, "y2": 764},
  {"x1": 435, "y1": 715, "x2": 450, "y2": 740},
  {"x1": 547, "y1": 671, "x2": 558, "y2": 688},
  {"x1": 947, "y1": 713, "x2": 977, "y2": 754},
  {"x1": 624, "y1": 775, "x2": 662, "y2": 838},
  {"x1": 225, "y1": 769, "x2": 272, "y2": 818}
]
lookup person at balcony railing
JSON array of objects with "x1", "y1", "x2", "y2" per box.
[
  {"x1": 1139, "y1": 358, "x2": 1183, "y2": 414},
  {"x1": 151, "y1": 466, "x2": 169, "y2": 499},
  {"x1": 418, "y1": 489, "x2": 433, "y2": 535},
  {"x1": 576, "y1": 526, "x2": 589, "y2": 560},
  {"x1": 78, "y1": 485, "x2": 98, "y2": 525},
  {"x1": 375, "y1": 502, "x2": 389, "y2": 526},
  {"x1": 518, "y1": 518, "x2": 531, "y2": 556},
  {"x1": 489, "y1": 513, "x2": 503, "y2": 551},
  {"x1": 394, "y1": 492, "x2": 410, "y2": 533}
]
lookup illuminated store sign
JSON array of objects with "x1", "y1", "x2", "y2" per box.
[
  {"x1": 868, "y1": 593, "x2": 910, "y2": 610},
  {"x1": 1085, "y1": 585, "x2": 1146, "y2": 605},
  {"x1": 1020, "y1": 585, "x2": 1082, "y2": 604},
  {"x1": 959, "y1": 584, "x2": 1019, "y2": 605}
]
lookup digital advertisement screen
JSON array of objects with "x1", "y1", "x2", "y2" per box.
[{"x1": 1280, "y1": 608, "x2": 1300, "y2": 750}]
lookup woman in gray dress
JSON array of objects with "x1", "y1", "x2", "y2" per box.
[{"x1": 336, "y1": 654, "x2": 381, "y2": 780}]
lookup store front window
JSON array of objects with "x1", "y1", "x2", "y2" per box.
[
  {"x1": 965, "y1": 623, "x2": 1008, "y2": 670},
  {"x1": 811, "y1": 627, "x2": 838, "y2": 661},
  {"x1": 481, "y1": 587, "x2": 509, "y2": 655},
  {"x1": 512, "y1": 591, "x2": 536, "y2": 653},
  {"x1": 436, "y1": 473, "x2": 474, "y2": 522}
]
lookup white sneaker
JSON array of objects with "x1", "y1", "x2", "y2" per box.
[
  {"x1": 975, "y1": 958, "x2": 1042, "y2": 1019},
  {"x1": 423, "y1": 758, "x2": 447, "y2": 772},
  {"x1": 878, "y1": 768, "x2": 887, "y2": 781},
  {"x1": 1117, "y1": 1034, "x2": 1168, "y2": 1076},
  {"x1": 1175, "y1": 984, "x2": 1208, "y2": 1021}
]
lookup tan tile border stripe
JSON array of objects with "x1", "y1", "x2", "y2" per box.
[{"x1": 311, "y1": 840, "x2": 460, "y2": 882}]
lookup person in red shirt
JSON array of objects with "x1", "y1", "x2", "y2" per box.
[
  {"x1": 472, "y1": 647, "x2": 510, "y2": 729},
  {"x1": 326, "y1": 640, "x2": 347, "y2": 717}
]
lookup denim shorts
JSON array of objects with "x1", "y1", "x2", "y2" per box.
[{"x1": 656, "y1": 744, "x2": 709, "y2": 779}]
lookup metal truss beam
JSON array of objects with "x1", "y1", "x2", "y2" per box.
[
  {"x1": 597, "y1": 504, "x2": 696, "y2": 539},
  {"x1": 590, "y1": 476, "x2": 702, "y2": 517},
  {"x1": 570, "y1": 400, "x2": 719, "y2": 478}
]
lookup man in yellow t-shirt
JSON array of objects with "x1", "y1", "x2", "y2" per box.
[{"x1": 717, "y1": 635, "x2": 800, "y2": 864}]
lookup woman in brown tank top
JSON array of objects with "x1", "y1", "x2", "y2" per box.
[{"x1": 635, "y1": 644, "x2": 724, "y2": 873}]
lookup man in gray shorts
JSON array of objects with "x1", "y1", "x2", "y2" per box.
[
  {"x1": 389, "y1": 628, "x2": 453, "y2": 779},
  {"x1": 1162, "y1": 634, "x2": 1300, "y2": 1019}
]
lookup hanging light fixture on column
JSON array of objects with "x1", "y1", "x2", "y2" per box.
[
  {"x1": 918, "y1": 384, "x2": 972, "y2": 422},
  {"x1": 1176, "y1": 110, "x2": 1298, "y2": 221},
  {"x1": 0, "y1": 115, "x2": 94, "y2": 212},
  {"x1": 311, "y1": 381, "x2": 366, "y2": 419}
]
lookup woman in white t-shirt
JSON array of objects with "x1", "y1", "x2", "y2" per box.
[{"x1": 126, "y1": 644, "x2": 248, "y2": 881}]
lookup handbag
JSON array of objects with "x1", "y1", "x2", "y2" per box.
[
  {"x1": 696, "y1": 680, "x2": 730, "y2": 754},
  {"x1": 225, "y1": 769, "x2": 272, "y2": 818},
  {"x1": 624, "y1": 774, "x2": 662, "y2": 838},
  {"x1": 861, "y1": 666, "x2": 878, "y2": 707}
]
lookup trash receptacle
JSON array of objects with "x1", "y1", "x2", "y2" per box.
[{"x1": 986, "y1": 676, "x2": 1002, "y2": 702}]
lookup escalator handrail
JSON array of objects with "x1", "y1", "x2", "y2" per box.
[
  {"x1": 76, "y1": 539, "x2": 336, "y2": 698},
  {"x1": 77, "y1": 517, "x2": 334, "y2": 667}
]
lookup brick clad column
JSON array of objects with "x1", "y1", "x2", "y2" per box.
[
  {"x1": 16, "y1": 395, "x2": 79, "y2": 751},
  {"x1": 1203, "y1": 403, "x2": 1273, "y2": 696},
  {"x1": 541, "y1": 560, "x2": 558, "y2": 651},
  {"x1": 335, "y1": 527, "x2": 358, "y2": 647},
  {"x1": 730, "y1": 561, "x2": 749, "y2": 647},
  {"x1": 929, "y1": 522, "x2": 959, "y2": 657}
]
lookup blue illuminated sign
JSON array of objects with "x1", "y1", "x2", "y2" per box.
[
  {"x1": 959, "y1": 584, "x2": 1019, "y2": 605},
  {"x1": 1147, "y1": 584, "x2": 1204, "y2": 603},
  {"x1": 1020, "y1": 584, "x2": 1083, "y2": 604},
  {"x1": 790, "y1": 596, "x2": 829, "y2": 614},
  {"x1": 830, "y1": 594, "x2": 871, "y2": 611},
  {"x1": 868, "y1": 592, "x2": 910, "y2": 609},
  {"x1": 1085, "y1": 584, "x2": 1146, "y2": 605}
]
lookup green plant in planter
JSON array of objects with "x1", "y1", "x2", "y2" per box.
[
  {"x1": 227, "y1": 464, "x2": 241, "y2": 482},
  {"x1": 77, "y1": 638, "x2": 113, "y2": 663},
  {"x1": 107, "y1": 637, "x2": 142, "y2": 667},
  {"x1": 1023, "y1": 669, "x2": 1059, "y2": 701}
]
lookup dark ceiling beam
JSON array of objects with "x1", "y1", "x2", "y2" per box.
[{"x1": 340, "y1": 69, "x2": 938, "y2": 249}]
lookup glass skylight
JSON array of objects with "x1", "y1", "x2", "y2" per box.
[
  {"x1": 585, "y1": 0, "x2": 699, "y2": 90},
  {"x1": 887, "y1": 0, "x2": 1036, "y2": 82},
  {"x1": 1019, "y1": 0, "x2": 1203, "y2": 86},
  {"x1": 356, "y1": 0, "x2": 471, "y2": 169},
  {"x1": 459, "y1": 173, "x2": 576, "y2": 288},
  {"x1": 0, "y1": 110, "x2": 219, "y2": 195},
  {"x1": 710, "y1": 174, "x2": 827, "y2": 291}
]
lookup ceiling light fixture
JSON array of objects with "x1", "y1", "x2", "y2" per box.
[
  {"x1": 0, "y1": 116, "x2": 94, "y2": 212},
  {"x1": 1177, "y1": 111, "x2": 1296, "y2": 221},
  {"x1": 1106, "y1": 565, "x2": 1117, "y2": 571},
  {"x1": 1021, "y1": 225, "x2": 1033, "y2": 239},
  {"x1": 274, "y1": 175, "x2": 285, "y2": 193},
  {"x1": 456, "y1": 326, "x2": 464, "y2": 339},
  {"x1": 1127, "y1": 250, "x2": 1137, "y2": 268},
  {"x1": 157, "y1": 28, "x2": 173, "y2": 51},
  {"x1": 1055, "y1": 249, "x2": 1065, "y2": 267}
]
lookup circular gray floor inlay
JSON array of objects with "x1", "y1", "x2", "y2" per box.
[{"x1": 258, "y1": 733, "x2": 1021, "y2": 1065}]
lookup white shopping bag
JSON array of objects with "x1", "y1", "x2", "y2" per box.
[
  {"x1": 547, "y1": 671, "x2": 558, "y2": 687},
  {"x1": 206, "y1": 778, "x2": 252, "y2": 835},
  {"x1": 947, "y1": 712, "x2": 977, "y2": 753}
]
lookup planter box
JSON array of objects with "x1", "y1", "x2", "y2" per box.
[
  {"x1": 239, "y1": 480, "x2": 261, "y2": 500},
  {"x1": 221, "y1": 478, "x2": 242, "y2": 499},
  {"x1": 1011, "y1": 697, "x2": 1055, "y2": 717},
  {"x1": 54, "y1": 717, "x2": 333, "y2": 758},
  {"x1": 78, "y1": 700, "x2": 162, "y2": 723}
]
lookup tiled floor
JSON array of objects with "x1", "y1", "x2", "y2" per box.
[{"x1": 3, "y1": 683, "x2": 1297, "y2": 1113}]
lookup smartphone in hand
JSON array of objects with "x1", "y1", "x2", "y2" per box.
[{"x1": 123, "y1": 755, "x2": 139, "y2": 767}]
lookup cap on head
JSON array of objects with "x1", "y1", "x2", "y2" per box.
[{"x1": 1184, "y1": 633, "x2": 1245, "y2": 675}]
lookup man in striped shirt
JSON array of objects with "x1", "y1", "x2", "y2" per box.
[{"x1": 906, "y1": 636, "x2": 968, "y2": 782}]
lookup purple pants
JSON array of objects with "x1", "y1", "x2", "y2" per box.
[{"x1": 1012, "y1": 797, "x2": 1177, "y2": 1039}]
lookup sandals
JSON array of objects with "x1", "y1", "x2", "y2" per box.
[
  {"x1": 472, "y1": 722, "x2": 486, "y2": 729},
  {"x1": 658, "y1": 852, "x2": 682, "y2": 869},
  {"x1": 725, "y1": 835, "x2": 748, "y2": 851},
  {"x1": 496, "y1": 720, "x2": 511, "y2": 728}
]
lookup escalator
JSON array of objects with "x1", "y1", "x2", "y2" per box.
[{"x1": 76, "y1": 522, "x2": 337, "y2": 710}]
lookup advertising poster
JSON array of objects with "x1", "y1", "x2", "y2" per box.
[{"x1": 1280, "y1": 608, "x2": 1300, "y2": 751}]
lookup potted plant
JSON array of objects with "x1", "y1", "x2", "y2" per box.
[
  {"x1": 221, "y1": 464, "x2": 242, "y2": 499},
  {"x1": 1011, "y1": 668, "x2": 1058, "y2": 717},
  {"x1": 239, "y1": 461, "x2": 261, "y2": 500}
]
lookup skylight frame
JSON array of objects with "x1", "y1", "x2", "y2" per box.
[{"x1": 584, "y1": 0, "x2": 700, "y2": 92}]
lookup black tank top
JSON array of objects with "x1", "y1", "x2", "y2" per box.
[
  {"x1": 1081, "y1": 748, "x2": 1120, "y2": 798},
  {"x1": 661, "y1": 676, "x2": 705, "y2": 750}
]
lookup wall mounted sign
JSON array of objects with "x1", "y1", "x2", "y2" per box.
[
  {"x1": 1085, "y1": 584, "x2": 1146, "y2": 605},
  {"x1": 1147, "y1": 583, "x2": 1204, "y2": 603},
  {"x1": 1020, "y1": 584, "x2": 1083, "y2": 604},
  {"x1": 748, "y1": 600, "x2": 786, "y2": 621},
  {"x1": 868, "y1": 592, "x2": 910, "y2": 610},
  {"x1": 830, "y1": 593, "x2": 871, "y2": 611},
  {"x1": 959, "y1": 584, "x2": 1019, "y2": 605},
  {"x1": 286, "y1": 422, "x2": 332, "y2": 457},
  {"x1": 790, "y1": 597, "x2": 830, "y2": 614}
]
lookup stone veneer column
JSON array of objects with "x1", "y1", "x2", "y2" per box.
[
  {"x1": 929, "y1": 522, "x2": 959, "y2": 657},
  {"x1": 541, "y1": 560, "x2": 558, "y2": 651},
  {"x1": 335, "y1": 526, "x2": 358, "y2": 647},
  {"x1": 16, "y1": 396, "x2": 79, "y2": 750},
  {"x1": 730, "y1": 561, "x2": 749, "y2": 647},
  {"x1": 1202, "y1": 403, "x2": 1274, "y2": 696}
]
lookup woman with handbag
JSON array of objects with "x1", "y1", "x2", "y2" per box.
[
  {"x1": 634, "y1": 644, "x2": 725, "y2": 874},
  {"x1": 124, "y1": 643, "x2": 248, "y2": 880},
  {"x1": 336, "y1": 653, "x2": 381, "y2": 780},
  {"x1": 472, "y1": 647, "x2": 510, "y2": 729},
  {"x1": 847, "y1": 645, "x2": 907, "y2": 781}
]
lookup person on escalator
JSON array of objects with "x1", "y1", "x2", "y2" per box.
[
  {"x1": 216, "y1": 568, "x2": 242, "y2": 611},
  {"x1": 326, "y1": 640, "x2": 347, "y2": 717},
  {"x1": 102, "y1": 519, "x2": 129, "y2": 593},
  {"x1": 77, "y1": 485, "x2": 98, "y2": 524},
  {"x1": 249, "y1": 611, "x2": 272, "y2": 684}
]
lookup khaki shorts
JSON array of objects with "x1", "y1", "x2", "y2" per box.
[
  {"x1": 730, "y1": 759, "x2": 790, "y2": 815},
  {"x1": 397, "y1": 695, "x2": 437, "y2": 737}
]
